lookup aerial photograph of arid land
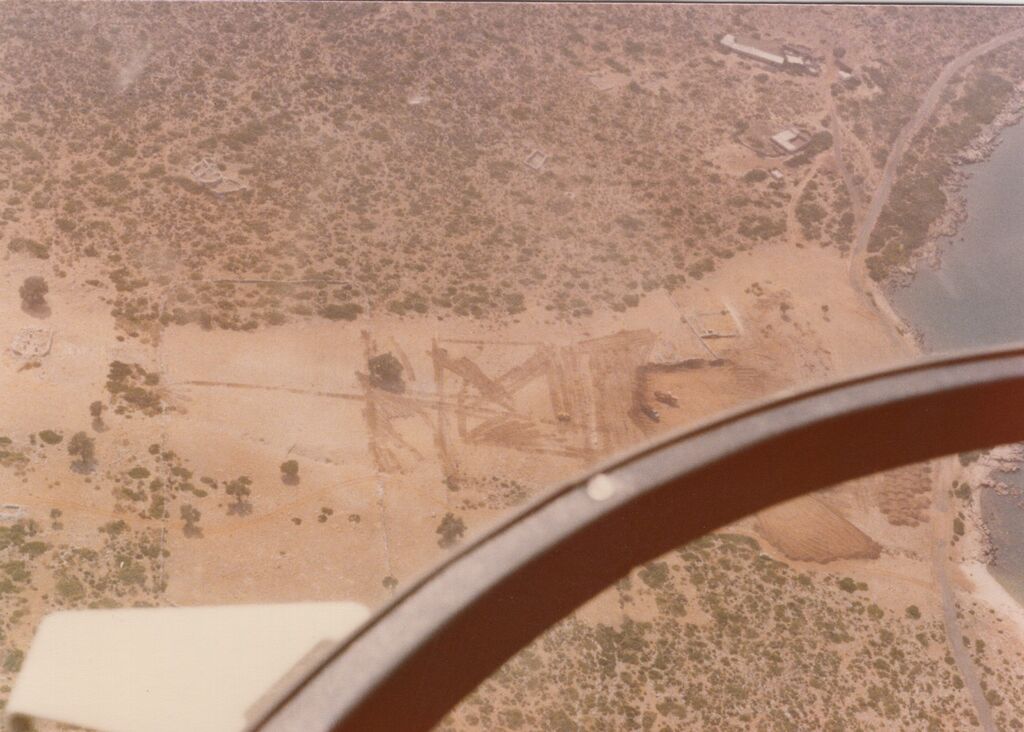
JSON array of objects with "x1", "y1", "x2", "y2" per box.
[{"x1": 2, "y1": 2, "x2": 1024, "y2": 730}]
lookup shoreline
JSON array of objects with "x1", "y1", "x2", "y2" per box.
[
  {"x1": 866, "y1": 89, "x2": 1024, "y2": 625},
  {"x1": 962, "y1": 559, "x2": 1024, "y2": 643},
  {"x1": 960, "y1": 446, "x2": 1024, "y2": 634},
  {"x1": 882, "y1": 81, "x2": 1024, "y2": 298}
]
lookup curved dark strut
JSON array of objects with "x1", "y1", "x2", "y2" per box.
[{"x1": 250, "y1": 346, "x2": 1024, "y2": 732}]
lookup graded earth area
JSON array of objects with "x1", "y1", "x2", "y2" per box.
[{"x1": 2, "y1": 3, "x2": 1024, "y2": 730}]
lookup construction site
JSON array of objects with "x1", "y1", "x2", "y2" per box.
[{"x1": 2, "y1": 3, "x2": 1024, "y2": 730}]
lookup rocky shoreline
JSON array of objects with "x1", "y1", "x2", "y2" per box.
[
  {"x1": 960, "y1": 446, "x2": 1024, "y2": 591},
  {"x1": 885, "y1": 81, "x2": 1024, "y2": 294},
  {"x1": 868, "y1": 78, "x2": 1024, "y2": 604}
]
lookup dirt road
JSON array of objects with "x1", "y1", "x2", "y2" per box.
[
  {"x1": 825, "y1": 64, "x2": 865, "y2": 220},
  {"x1": 848, "y1": 26, "x2": 1024, "y2": 290},
  {"x1": 932, "y1": 459, "x2": 997, "y2": 732},
  {"x1": 841, "y1": 27, "x2": 1024, "y2": 732}
]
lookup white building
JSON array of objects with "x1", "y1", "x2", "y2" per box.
[
  {"x1": 0, "y1": 504, "x2": 26, "y2": 521},
  {"x1": 719, "y1": 34, "x2": 785, "y2": 66},
  {"x1": 771, "y1": 128, "x2": 811, "y2": 154},
  {"x1": 719, "y1": 34, "x2": 819, "y2": 74}
]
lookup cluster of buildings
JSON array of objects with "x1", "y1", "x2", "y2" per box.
[
  {"x1": 719, "y1": 33, "x2": 821, "y2": 76},
  {"x1": 717, "y1": 32, "x2": 833, "y2": 159}
]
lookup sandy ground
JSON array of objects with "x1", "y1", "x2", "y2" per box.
[
  {"x1": 0, "y1": 219, "x2": 957, "y2": 604},
  {"x1": 154, "y1": 288, "x2": 707, "y2": 605},
  {"x1": 1, "y1": 228, "x2": 938, "y2": 612},
  {"x1": 962, "y1": 560, "x2": 1024, "y2": 644},
  {"x1": 5, "y1": 198, "x2": 1023, "y2": 729}
]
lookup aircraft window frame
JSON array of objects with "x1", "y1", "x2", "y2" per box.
[{"x1": 247, "y1": 345, "x2": 1024, "y2": 732}]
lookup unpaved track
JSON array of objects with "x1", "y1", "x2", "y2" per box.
[
  {"x1": 849, "y1": 26, "x2": 1024, "y2": 290},
  {"x1": 932, "y1": 458, "x2": 995, "y2": 732},
  {"x1": 844, "y1": 27, "x2": 1024, "y2": 732}
]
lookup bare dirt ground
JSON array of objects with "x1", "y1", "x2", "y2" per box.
[{"x1": 3, "y1": 3, "x2": 1024, "y2": 730}]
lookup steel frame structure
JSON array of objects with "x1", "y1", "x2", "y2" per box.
[{"x1": 250, "y1": 346, "x2": 1024, "y2": 732}]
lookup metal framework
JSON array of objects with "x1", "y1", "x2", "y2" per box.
[{"x1": 250, "y1": 346, "x2": 1024, "y2": 732}]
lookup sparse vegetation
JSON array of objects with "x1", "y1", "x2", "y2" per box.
[
  {"x1": 321, "y1": 303, "x2": 363, "y2": 321},
  {"x1": 1, "y1": 5, "x2": 1023, "y2": 727},
  {"x1": 866, "y1": 60, "x2": 1020, "y2": 280},
  {"x1": 2, "y1": 649, "x2": 24, "y2": 673},
  {"x1": 105, "y1": 361, "x2": 165, "y2": 416},
  {"x1": 8, "y1": 238, "x2": 49, "y2": 260},
  {"x1": 442, "y1": 534, "x2": 986, "y2": 729}
]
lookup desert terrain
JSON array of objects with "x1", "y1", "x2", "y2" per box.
[{"x1": 2, "y1": 3, "x2": 1024, "y2": 730}]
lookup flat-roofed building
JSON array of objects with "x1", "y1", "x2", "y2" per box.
[
  {"x1": 771, "y1": 127, "x2": 812, "y2": 154},
  {"x1": 719, "y1": 34, "x2": 786, "y2": 66},
  {"x1": 720, "y1": 34, "x2": 820, "y2": 74}
]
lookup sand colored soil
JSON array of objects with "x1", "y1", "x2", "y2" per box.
[
  {"x1": 756, "y1": 495, "x2": 881, "y2": 563},
  {"x1": 3, "y1": 4, "x2": 1024, "y2": 728}
]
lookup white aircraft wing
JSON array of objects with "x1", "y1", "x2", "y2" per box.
[{"x1": 5, "y1": 602, "x2": 369, "y2": 732}]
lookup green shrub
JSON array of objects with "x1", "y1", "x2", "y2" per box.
[
  {"x1": 3, "y1": 648, "x2": 24, "y2": 672},
  {"x1": 280, "y1": 459, "x2": 300, "y2": 485},
  {"x1": 19, "y1": 276, "x2": 48, "y2": 309},
  {"x1": 639, "y1": 561, "x2": 670, "y2": 589},
  {"x1": 321, "y1": 302, "x2": 363, "y2": 321},
  {"x1": 436, "y1": 513, "x2": 466, "y2": 548},
  {"x1": 368, "y1": 353, "x2": 405, "y2": 393},
  {"x1": 56, "y1": 573, "x2": 86, "y2": 602},
  {"x1": 38, "y1": 430, "x2": 63, "y2": 445}
]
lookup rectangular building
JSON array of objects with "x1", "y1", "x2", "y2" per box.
[
  {"x1": 719, "y1": 34, "x2": 786, "y2": 66},
  {"x1": 771, "y1": 128, "x2": 812, "y2": 154}
]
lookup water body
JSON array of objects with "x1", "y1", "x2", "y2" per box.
[{"x1": 890, "y1": 119, "x2": 1024, "y2": 602}]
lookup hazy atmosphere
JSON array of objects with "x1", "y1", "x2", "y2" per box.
[{"x1": 2, "y1": 3, "x2": 1024, "y2": 730}]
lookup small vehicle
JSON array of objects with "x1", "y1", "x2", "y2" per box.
[
  {"x1": 653, "y1": 390, "x2": 679, "y2": 407},
  {"x1": 640, "y1": 404, "x2": 661, "y2": 422}
]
